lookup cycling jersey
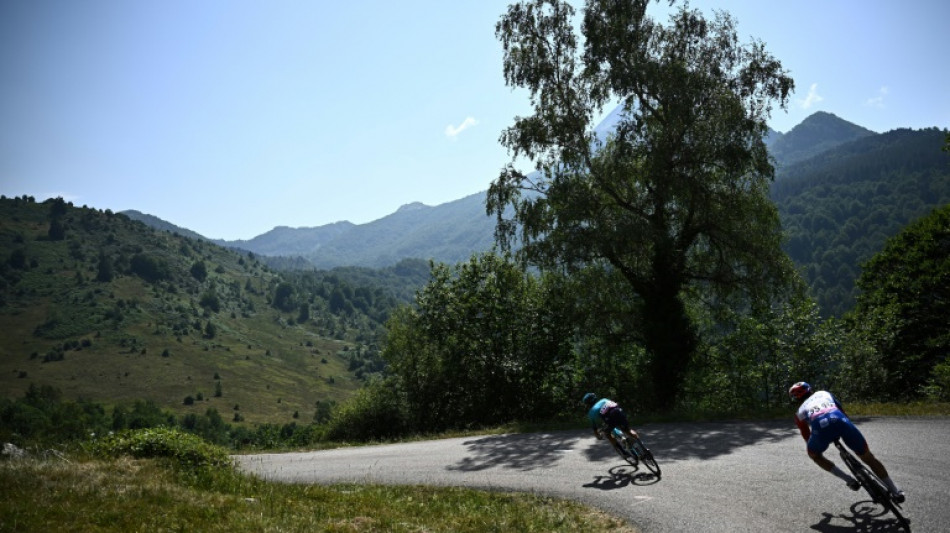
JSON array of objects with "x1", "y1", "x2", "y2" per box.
[
  {"x1": 795, "y1": 390, "x2": 868, "y2": 455},
  {"x1": 588, "y1": 398, "x2": 629, "y2": 432}
]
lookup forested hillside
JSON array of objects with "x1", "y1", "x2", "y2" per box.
[
  {"x1": 0, "y1": 196, "x2": 411, "y2": 427},
  {"x1": 772, "y1": 128, "x2": 950, "y2": 316}
]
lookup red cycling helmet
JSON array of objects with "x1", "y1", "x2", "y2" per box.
[{"x1": 788, "y1": 381, "x2": 812, "y2": 400}]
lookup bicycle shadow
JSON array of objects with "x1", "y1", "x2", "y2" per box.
[
  {"x1": 810, "y1": 500, "x2": 910, "y2": 532},
  {"x1": 446, "y1": 430, "x2": 581, "y2": 472},
  {"x1": 582, "y1": 465, "x2": 659, "y2": 491}
]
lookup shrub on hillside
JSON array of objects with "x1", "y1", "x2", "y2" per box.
[
  {"x1": 89, "y1": 427, "x2": 231, "y2": 469},
  {"x1": 323, "y1": 378, "x2": 408, "y2": 441},
  {"x1": 129, "y1": 253, "x2": 170, "y2": 283}
]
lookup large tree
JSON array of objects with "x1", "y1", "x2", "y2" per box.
[{"x1": 489, "y1": 0, "x2": 796, "y2": 409}]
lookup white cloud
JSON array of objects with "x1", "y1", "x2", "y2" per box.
[
  {"x1": 799, "y1": 83, "x2": 824, "y2": 110},
  {"x1": 445, "y1": 116, "x2": 479, "y2": 139},
  {"x1": 865, "y1": 86, "x2": 889, "y2": 108}
]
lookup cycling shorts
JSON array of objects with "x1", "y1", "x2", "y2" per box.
[
  {"x1": 806, "y1": 415, "x2": 868, "y2": 455},
  {"x1": 602, "y1": 406, "x2": 630, "y2": 431}
]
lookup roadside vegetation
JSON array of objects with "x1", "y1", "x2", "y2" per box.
[{"x1": 1, "y1": 427, "x2": 635, "y2": 533}]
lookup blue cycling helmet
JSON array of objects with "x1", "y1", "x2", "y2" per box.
[
  {"x1": 788, "y1": 381, "x2": 812, "y2": 400},
  {"x1": 582, "y1": 392, "x2": 597, "y2": 408}
]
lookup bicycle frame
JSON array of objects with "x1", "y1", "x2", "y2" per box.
[{"x1": 608, "y1": 427, "x2": 661, "y2": 477}]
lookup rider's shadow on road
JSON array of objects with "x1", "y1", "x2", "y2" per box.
[
  {"x1": 448, "y1": 418, "x2": 806, "y2": 474},
  {"x1": 810, "y1": 501, "x2": 909, "y2": 533},
  {"x1": 580, "y1": 419, "x2": 798, "y2": 464},
  {"x1": 446, "y1": 430, "x2": 581, "y2": 472}
]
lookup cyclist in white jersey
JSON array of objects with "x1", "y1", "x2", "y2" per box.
[{"x1": 789, "y1": 381, "x2": 904, "y2": 502}]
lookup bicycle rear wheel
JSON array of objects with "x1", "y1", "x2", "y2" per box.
[{"x1": 632, "y1": 438, "x2": 661, "y2": 477}]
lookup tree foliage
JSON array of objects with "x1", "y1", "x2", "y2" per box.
[
  {"x1": 379, "y1": 254, "x2": 574, "y2": 432},
  {"x1": 847, "y1": 205, "x2": 950, "y2": 398},
  {"x1": 272, "y1": 282, "x2": 296, "y2": 312},
  {"x1": 190, "y1": 260, "x2": 208, "y2": 282},
  {"x1": 96, "y1": 250, "x2": 114, "y2": 282},
  {"x1": 130, "y1": 253, "x2": 170, "y2": 283},
  {"x1": 490, "y1": 0, "x2": 795, "y2": 409},
  {"x1": 693, "y1": 280, "x2": 839, "y2": 410}
]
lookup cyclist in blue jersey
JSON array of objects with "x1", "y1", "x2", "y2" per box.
[
  {"x1": 582, "y1": 393, "x2": 639, "y2": 449},
  {"x1": 789, "y1": 381, "x2": 904, "y2": 502}
]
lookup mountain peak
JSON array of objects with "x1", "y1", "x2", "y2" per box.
[
  {"x1": 397, "y1": 202, "x2": 429, "y2": 213},
  {"x1": 769, "y1": 111, "x2": 876, "y2": 167}
]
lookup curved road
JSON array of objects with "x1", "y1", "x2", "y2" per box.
[{"x1": 235, "y1": 417, "x2": 948, "y2": 532}]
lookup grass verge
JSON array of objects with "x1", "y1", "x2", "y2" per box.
[
  {"x1": 1, "y1": 455, "x2": 637, "y2": 533},
  {"x1": 844, "y1": 401, "x2": 950, "y2": 417}
]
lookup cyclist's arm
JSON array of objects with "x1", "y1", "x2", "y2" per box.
[
  {"x1": 587, "y1": 411, "x2": 601, "y2": 437},
  {"x1": 590, "y1": 415, "x2": 611, "y2": 439},
  {"x1": 591, "y1": 419, "x2": 603, "y2": 438},
  {"x1": 794, "y1": 415, "x2": 811, "y2": 441}
]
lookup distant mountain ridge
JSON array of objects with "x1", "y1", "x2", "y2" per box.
[
  {"x1": 124, "y1": 110, "x2": 943, "y2": 284},
  {"x1": 124, "y1": 193, "x2": 498, "y2": 269},
  {"x1": 222, "y1": 221, "x2": 356, "y2": 258}
]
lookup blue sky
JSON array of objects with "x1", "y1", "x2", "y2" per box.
[{"x1": 2, "y1": 1, "x2": 947, "y2": 240}]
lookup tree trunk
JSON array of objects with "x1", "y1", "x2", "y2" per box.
[{"x1": 641, "y1": 273, "x2": 697, "y2": 412}]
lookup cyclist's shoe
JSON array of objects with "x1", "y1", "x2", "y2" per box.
[
  {"x1": 847, "y1": 480, "x2": 861, "y2": 491},
  {"x1": 891, "y1": 490, "x2": 905, "y2": 503}
]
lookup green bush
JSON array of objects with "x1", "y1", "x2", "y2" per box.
[
  {"x1": 89, "y1": 427, "x2": 231, "y2": 469},
  {"x1": 323, "y1": 378, "x2": 408, "y2": 441}
]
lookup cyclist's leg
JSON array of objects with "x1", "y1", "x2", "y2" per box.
[
  {"x1": 806, "y1": 426, "x2": 833, "y2": 467},
  {"x1": 607, "y1": 408, "x2": 639, "y2": 440},
  {"x1": 620, "y1": 423, "x2": 639, "y2": 440},
  {"x1": 808, "y1": 427, "x2": 858, "y2": 487},
  {"x1": 843, "y1": 421, "x2": 903, "y2": 498},
  {"x1": 807, "y1": 449, "x2": 835, "y2": 470},
  {"x1": 840, "y1": 420, "x2": 887, "y2": 477}
]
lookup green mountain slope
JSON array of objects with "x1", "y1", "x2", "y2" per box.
[
  {"x1": 772, "y1": 127, "x2": 950, "y2": 316},
  {"x1": 0, "y1": 197, "x2": 369, "y2": 426}
]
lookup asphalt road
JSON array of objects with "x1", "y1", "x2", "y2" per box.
[{"x1": 234, "y1": 417, "x2": 948, "y2": 532}]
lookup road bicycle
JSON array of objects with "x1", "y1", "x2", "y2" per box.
[
  {"x1": 834, "y1": 439, "x2": 909, "y2": 531},
  {"x1": 603, "y1": 427, "x2": 661, "y2": 477}
]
